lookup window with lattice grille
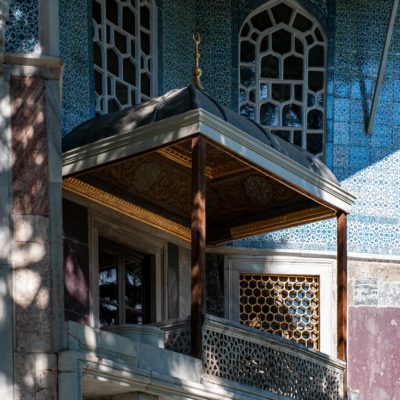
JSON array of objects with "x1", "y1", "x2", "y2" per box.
[
  {"x1": 239, "y1": 0, "x2": 326, "y2": 156},
  {"x1": 240, "y1": 273, "x2": 320, "y2": 349},
  {"x1": 92, "y1": 0, "x2": 156, "y2": 114}
]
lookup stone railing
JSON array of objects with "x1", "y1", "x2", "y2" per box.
[
  {"x1": 155, "y1": 317, "x2": 191, "y2": 355},
  {"x1": 202, "y1": 315, "x2": 345, "y2": 400},
  {"x1": 155, "y1": 315, "x2": 345, "y2": 399}
]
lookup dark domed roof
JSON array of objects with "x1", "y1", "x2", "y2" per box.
[{"x1": 62, "y1": 84, "x2": 338, "y2": 184}]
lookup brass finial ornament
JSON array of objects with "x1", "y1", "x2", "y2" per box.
[{"x1": 193, "y1": 32, "x2": 203, "y2": 89}]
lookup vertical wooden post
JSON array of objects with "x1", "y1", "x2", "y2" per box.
[
  {"x1": 337, "y1": 211, "x2": 348, "y2": 396},
  {"x1": 191, "y1": 136, "x2": 206, "y2": 358}
]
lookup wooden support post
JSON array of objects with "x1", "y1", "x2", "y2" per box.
[
  {"x1": 337, "y1": 211, "x2": 348, "y2": 396},
  {"x1": 191, "y1": 136, "x2": 206, "y2": 358}
]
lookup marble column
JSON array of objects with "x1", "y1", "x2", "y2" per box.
[{"x1": 6, "y1": 54, "x2": 63, "y2": 400}]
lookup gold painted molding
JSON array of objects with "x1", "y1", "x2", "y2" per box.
[
  {"x1": 63, "y1": 177, "x2": 191, "y2": 242},
  {"x1": 157, "y1": 147, "x2": 251, "y2": 179},
  {"x1": 228, "y1": 206, "x2": 335, "y2": 242}
]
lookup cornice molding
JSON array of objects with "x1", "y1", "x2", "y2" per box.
[
  {"x1": 227, "y1": 206, "x2": 335, "y2": 243},
  {"x1": 63, "y1": 177, "x2": 191, "y2": 242}
]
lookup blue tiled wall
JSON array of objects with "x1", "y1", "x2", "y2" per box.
[
  {"x1": 159, "y1": 0, "x2": 196, "y2": 93},
  {"x1": 57, "y1": 0, "x2": 400, "y2": 255},
  {"x1": 6, "y1": 0, "x2": 39, "y2": 53},
  {"x1": 234, "y1": 0, "x2": 400, "y2": 256},
  {"x1": 59, "y1": 0, "x2": 95, "y2": 136}
]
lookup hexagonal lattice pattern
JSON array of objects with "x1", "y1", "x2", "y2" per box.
[
  {"x1": 239, "y1": 1, "x2": 325, "y2": 156},
  {"x1": 93, "y1": 0, "x2": 155, "y2": 114},
  {"x1": 240, "y1": 274, "x2": 320, "y2": 349}
]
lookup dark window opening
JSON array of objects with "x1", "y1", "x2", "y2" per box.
[{"x1": 99, "y1": 237, "x2": 152, "y2": 327}]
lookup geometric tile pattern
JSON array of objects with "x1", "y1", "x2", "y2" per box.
[
  {"x1": 5, "y1": 0, "x2": 39, "y2": 53},
  {"x1": 59, "y1": 0, "x2": 96, "y2": 135}
]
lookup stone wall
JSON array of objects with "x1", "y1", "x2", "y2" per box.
[{"x1": 348, "y1": 259, "x2": 400, "y2": 399}]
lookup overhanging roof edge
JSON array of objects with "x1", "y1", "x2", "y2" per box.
[
  {"x1": 62, "y1": 108, "x2": 356, "y2": 213},
  {"x1": 197, "y1": 110, "x2": 356, "y2": 213}
]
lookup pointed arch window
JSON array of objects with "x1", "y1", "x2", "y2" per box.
[
  {"x1": 92, "y1": 0, "x2": 157, "y2": 114},
  {"x1": 239, "y1": 1, "x2": 326, "y2": 156}
]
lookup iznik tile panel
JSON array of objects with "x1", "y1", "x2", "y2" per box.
[
  {"x1": 59, "y1": 0, "x2": 96, "y2": 135},
  {"x1": 5, "y1": 0, "x2": 39, "y2": 53}
]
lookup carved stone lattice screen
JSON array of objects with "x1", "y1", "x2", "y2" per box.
[
  {"x1": 239, "y1": 1, "x2": 326, "y2": 156},
  {"x1": 93, "y1": 0, "x2": 155, "y2": 114},
  {"x1": 203, "y1": 316, "x2": 344, "y2": 400},
  {"x1": 156, "y1": 318, "x2": 191, "y2": 355},
  {"x1": 240, "y1": 273, "x2": 320, "y2": 349}
]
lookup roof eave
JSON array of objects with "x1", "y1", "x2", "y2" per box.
[{"x1": 62, "y1": 109, "x2": 356, "y2": 214}]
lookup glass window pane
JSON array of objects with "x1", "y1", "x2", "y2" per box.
[
  {"x1": 283, "y1": 104, "x2": 302, "y2": 128},
  {"x1": 294, "y1": 84, "x2": 303, "y2": 101},
  {"x1": 141, "y1": 31, "x2": 150, "y2": 55},
  {"x1": 308, "y1": 71, "x2": 324, "y2": 92},
  {"x1": 240, "y1": 66, "x2": 256, "y2": 87},
  {"x1": 106, "y1": 0, "x2": 118, "y2": 25},
  {"x1": 294, "y1": 130, "x2": 302, "y2": 146},
  {"x1": 250, "y1": 10, "x2": 272, "y2": 31},
  {"x1": 240, "y1": 40, "x2": 255, "y2": 63},
  {"x1": 272, "y1": 29, "x2": 292, "y2": 54},
  {"x1": 240, "y1": 104, "x2": 255, "y2": 120},
  {"x1": 271, "y1": 3, "x2": 293, "y2": 24},
  {"x1": 99, "y1": 250, "x2": 118, "y2": 304},
  {"x1": 140, "y1": 5, "x2": 150, "y2": 30},
  {"x1": 292, "y1": 13, "x2": 313, "y2": 32},
  {"x1": 107, "y1": 48, "x2": 119, "y2": 76},
  {"x1": 260, "y1": 102, "x2": 279, "y2": 126},
  {"x1": 261, "y1": 55, "x2": 279, "y2": 78},
  {"x1": 307, "y1": 109, "x2": 323, "y2": 129},
  {"x1": 272, "y1": 130, "x2": 291, "y2": 141},
  {"x1": 260, "y1": 83, "x2": 269, "y2": 100},
  {"x1": 260, "y1": 36, "x2": 269, "y2": 52},
  {"x1": 272, "y1": 84, "x2": 290, "y2": 101},
  {"x1": 309, "y1": 45, "x2": 324, "y2": 67},
  {"x1": 295, "y1": 37, "x2": 303, "y2": 54},
  {"x1": 100, "y1": 302, "x2": 118, "y2": 327},
  {"x1": 123, "y1": 8, "x2": 135, "y2": 35},
  {"x1": 284, "y1": 55, "x2": 303, "y2": 79},
  {"x1": 123, "y1": 58, "x2": 136, "y2": 86},
  {"x1": 115, "y1": 30, "x2": 127, "y2": 54},
  {"x1": 116, "y1": 80, "x2": 129, "y2": 106},
  {"x1": 307, "y1": 133, "x2": 323, "y2": 154},
  {"x1": 125, "y1": 257, "x2": 143, "y2": 311}
]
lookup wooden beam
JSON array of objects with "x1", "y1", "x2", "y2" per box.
[
  {"x1": 337, "y1": 211, "x2": 348, "y2": 395},
  {"x1": 191, "y1": 136, "x2": 206, "y2": 358},
  {"x1": 367, "y1": 0, "x2": 399, "y2": 134}
]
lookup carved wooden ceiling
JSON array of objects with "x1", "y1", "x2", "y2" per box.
[{"x1": 63, "y1": 138, "x2": 335, "y2": 243}]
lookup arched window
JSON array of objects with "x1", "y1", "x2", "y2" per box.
[
  {"x1": 239, "y1": 0, "x2": 326, "y2": 156},
  {"x1": 93, "y1": 0, "x2": 157, "y2": 114}
]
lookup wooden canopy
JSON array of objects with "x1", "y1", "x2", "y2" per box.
[
  {"x1": 62, "y1": 85, "x2": 354, "y2": 244},
  {"x1": 62, "y1": 85, "x2": 355, "y2": 369}
]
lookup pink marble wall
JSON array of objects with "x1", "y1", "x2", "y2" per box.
[
  {"x1": 11, "y1": 75, "x2": 49, "y2": 215},
  {"x1": 10, "y1": 75, "x2": 58, "y2": 398},
  {"x1": 348, "y1": 307, "x2": 400, "y2": 399}
]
